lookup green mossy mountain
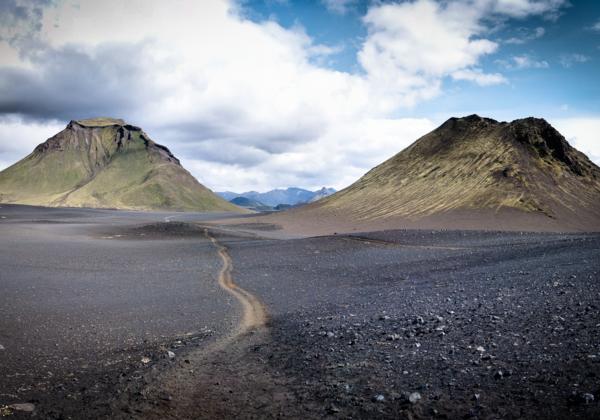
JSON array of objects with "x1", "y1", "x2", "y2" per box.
[
  {"x1": 317, "y1": 115, "x2": 600, "y2": 228},
  {"x1": 0, "y1": 118, "x2": 241, "y2": 212}
]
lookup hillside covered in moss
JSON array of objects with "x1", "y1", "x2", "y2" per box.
[
  {"x1": 311, "y1": 115, "x2": 600, "y2": 229},
  {"x1": 0, "y1": 118, "x2": 241, "y2": 212}
]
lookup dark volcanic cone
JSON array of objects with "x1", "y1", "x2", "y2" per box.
[
  {"x1": 0, "y1": 118, "x2": 241, "y2": 212},
  {"x1": 308, "y1": 115, "x2": 600, "y2": 231}
]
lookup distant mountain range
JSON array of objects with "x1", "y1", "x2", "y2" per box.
[
  {"x1": 218, "y1": 187, "x2": 336, "y2": 209},
  {"x1": 229, "y1": 196, "x2": 273, "y2": 211}
]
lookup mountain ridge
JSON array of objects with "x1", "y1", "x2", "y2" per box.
[
  {"x1": 218, "y1": 186, "x2": 336, "y2": 207},
  {"x1": 278, "y1": 114, "x2": 600, "y2": 232},
  {"x1": 0, "y1": 118, "x2": 241, "y2": 212}
]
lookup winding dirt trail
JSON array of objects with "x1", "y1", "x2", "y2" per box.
[
  {"x1": 204, "y1": 228, "x2": 268, "y2": 335},
  {"x1": 129, "y1": 228, "x2": 271, "y2": 419}
]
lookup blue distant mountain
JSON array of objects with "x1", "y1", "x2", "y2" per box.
[
  {"x1": 229, "y1": 196, "x2": 273, "y2": 211},
  {"x1": 217, "y1": 187, "x2": 336, "y2": 207}
]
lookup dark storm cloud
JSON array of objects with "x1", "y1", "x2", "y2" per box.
[
  {"x1": 151, "y1": 128, "x2": 317, "y2": 168},
  {"x1": 173, "y1": 140, "x2": 270, "y2": 167},
  {"x1": 0, "y1": 41, "x2": 322, "y2": 166},
  {"x1": 0, "y1": 42, "x2": 158, "y2": 122},
  {"x1": 145, "y1": 115, "x2": 324, "y2": 169}
]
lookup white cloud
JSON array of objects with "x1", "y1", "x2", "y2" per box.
[
  {"x1": 497, "y1": 54, "x2": 549, "y2": 69},
  {"x1": 505, "y1": 26, "x2": 545, "y2": 44},
  {"x1": 492, "y1": 0, "x2": 568, "y2": 19},
  {"x1": 513, "y1": 55, "x2": 549, "y2": 69},
  {"x1": 321, "y1": 0, "x2": 357, "y2": 15},
  {"x1": 0, "y1": 0, "x2": 579, "y2": 191},
  {"x1": 0, "y1": 115, "x2": 64, "y2": 169},
  {"x1": 559, "y1": 53, "x2": 590, "y2": 68},
  {"x1": 552, "y1": 117, "x2": 600, "y2": 165},
  {"x1": 592, "y1": 19, "x2": 600, "y2": 31},
  {"x1": 362, "y1": 1, "x2": 497, "y2": 77},
  {"x1": 359, "y1": 0, "x2": 502, "y2": 107},
  {"x1": 452, "y1": 68, "x2": 508, "y2": 85},
  {"x1": 181, "y1": 117, "x2": 436, "y2": 191}
]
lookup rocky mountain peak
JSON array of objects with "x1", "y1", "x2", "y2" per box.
[
  {"x1": 35, "y1": 118, "x2": 180, "y2": 166},
  {"x1": 0, "y1": 118, "x2": 240, "y2": 212}
]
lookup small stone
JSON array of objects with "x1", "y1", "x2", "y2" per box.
[
  {"x1": 167, "y1": 350, "x2": 175, "y2": 359},
  {"x1": 326, "y1": 331, "x2": 335, "y2": 338},
  {"x1": 0, "y1": 344, "x2": 5, "y2": 350},
  {"x1": 569, "y1": 392, "x2": 596, "y2": 406},
  {"x1": 494, "y1": 370, "x2": 504, "y2": 379},
  {"x1": 141, "y1": 356, "x2": 151, "y2": 364},
  {"x1": 10, "y1": 403, "x2": 35, "y2": 412},
  {"x1": 327, "y1": 405, "x2": 340, "y2": 413},
  {"x1": 583, "y1": 393, "x2": 595, "y2": 404},
  {"x1": 476, "y1": 346, "x2": 485, "y2": 353},
  {"x1": 158, "y1": 392, "x2": 172, "y2": 401},
  {"x1": 409, "y1": 392, "x2": 422, "y2": 404},
  {"x1": 372, "y1": 394, "x2": 385, "y2": 402}
]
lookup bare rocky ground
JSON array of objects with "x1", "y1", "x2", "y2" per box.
[
  {"x1": 1, "y1": 205, "x2": 599, "y2": 419},
  {"x1": 127, "y1": 230, "x2": 600, "y2": 419}
]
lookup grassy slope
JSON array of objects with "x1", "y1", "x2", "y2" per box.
[
  {"x1": 317, "y1": 117, "x2": 600, "y2": 222},
  {"x1": 0, "y1": 122, "x2": 241, "y2": 212}
]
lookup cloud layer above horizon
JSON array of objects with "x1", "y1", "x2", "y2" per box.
[{"x1": 0, "y1": 0, "x2": 598, "y2": 191}]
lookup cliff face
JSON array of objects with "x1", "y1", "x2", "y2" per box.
[
  {"x1": 313, "y1": 115, "x2": 600, "y2": 229},
  {"x1": 0, "y1": 118, "x2": 241, "y2": 212}
]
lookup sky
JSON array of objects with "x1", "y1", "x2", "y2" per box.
[{"x1": 0, "y1": 0, "x2": 598, "y2": 192}]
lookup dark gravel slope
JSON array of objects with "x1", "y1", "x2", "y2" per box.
[{"x1": 223, "y1": 230, "x2": 600, "y2": 419}]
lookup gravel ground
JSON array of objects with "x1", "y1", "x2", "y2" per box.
[
  {"x1": 216, "y1": 230, "x2": 600, "y2": 419},
  {"x1": 1, "y1": 205, "x2": 599, "y2": 419},
  {"x1": 0, "y1": 206, "x2": 241, "y2": 419}
]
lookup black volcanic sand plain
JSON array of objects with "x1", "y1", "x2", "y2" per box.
[
  {"x1": 1, "y1": 205, "x2": 600, "y2": 419},
  {"x1": 0, "y1": 205, "x2": 243, "y2": 418}
]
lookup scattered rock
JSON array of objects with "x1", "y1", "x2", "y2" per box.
[
  {"x1": 583, "y1": 393, "x2": 595, "y2": 404},
  {"x1": 327, "y1": 405, "x2": 340, "y2": 413},
  {"x1": 167, "y1": 350, "x2": 175, "y2": 360},
  {"x1": 10, "y1": 403, "x2": 35, "y2": 412},
  {"x1": 568, "y1": 392, "x2": 596, "y2": 406},
  {"x1": 409, "y1": 392, "x2": 422, "y2": 404},
  {"x1": 372, "y1": 394, "x2": 385, "y2": 402},
  {"x1": 158, "y1": 392, "x2": 172, "y2": 401},
  {"x1": 141, "y1": 356, "x2": 151, "y2": 364}
]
